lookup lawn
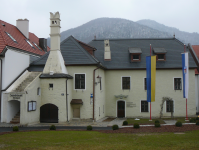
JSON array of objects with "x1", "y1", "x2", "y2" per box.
[{"x1": 0, "y1": 130, "x2": 199, "y2": 149}]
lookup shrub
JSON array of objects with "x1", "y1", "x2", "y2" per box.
[
  {"x1": 196, "y1": 121, "x2": 199, "y2": 126},
  {"x1": 175, "y1": 121, "x2": 182, "y2": 127},
  {"x1": 112, "y1": 124, "x2": 119, "y2": 130},
  {"x1": 155, "y1": 120, "x2": 160, "y2": 124},
  {"x1": 13, "y1": 126, "x2": 19, "y2": 132},
  {"x1": 133, "y1": 123, "x2": 140, "y2": 129},
  {"x1": 123, "y1": 121, "x2": 128, "y2": 126},
  {"x1": 87, "y1": 125, "x2": 92, "y2": 130},
  {"x1": 155, "y1": 123, "x2": 161, "y2": 127},
  {"x1": 196, "y1": 117, "x2": 199, "y2": 121},
  {"x1": 189, "y1": 118, "x2": 196, "y2": 123},
  {"x1": 50, "y1": 125, "x2": 56, "y2": 130}
]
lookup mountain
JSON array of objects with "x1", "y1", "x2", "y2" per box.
[
  {"x1": 47, "y1": 18, "x2": 199, "y2": 47},
  {"x1": 136, "y1": 19, "x2": 199, "y2": 45}
]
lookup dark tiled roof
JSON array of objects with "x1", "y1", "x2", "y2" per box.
[
  {"x1": 129, "y1": 48, "x2": 142, "y2": 53},
  {"x1": 70, "y1": 99, "x2": 83, "y2": 104},
  {"x1": 89, "y1": 38, "x2": 197, "y2": 69},
  {"x1": 30, "y1": 36, "x2": 99, "y2": 67},
  {"x1": 0, "y1": 20, "x2": 50, "y2": 56}
]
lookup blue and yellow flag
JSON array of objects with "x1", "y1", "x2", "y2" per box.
[{"x1": 146, "y1": 56, "x2": 156, "y2": 102}]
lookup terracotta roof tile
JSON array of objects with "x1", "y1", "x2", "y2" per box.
[
  {"x1": 192, "y1": 45, "x2": 199, "y2": 75},
  {"x1": 0, "y1": 20, "x2": 50, "y2": 56}
]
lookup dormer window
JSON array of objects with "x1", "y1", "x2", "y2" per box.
[
  {"x1": 5, "y1": 32, "x2": 17, "y2": 42},
  {"x1": 153, "y1": 48, "x2": 167, "y2": 61},
  {"x1": 129, "y1": 48, "x2": 142, "y2": 62},
  {"x1": 25, "y1": 39, "x2": 35, "y2": 48}
]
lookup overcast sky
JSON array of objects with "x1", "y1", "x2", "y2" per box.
[{"x1": 1, "y1": 0, "x2": 198, "y2": 38}]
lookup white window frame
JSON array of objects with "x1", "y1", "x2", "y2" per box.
[
  {"x1": 140, "y1": 100, "x2": 149, "y2": 113},
  {"x1": 37, "y1": 87, "x2": 41, "y2": 96},
  {"x1": 121, "y1": 76, "x2": 131, "y2": 90},
  {"x1": 74, "y1": 73, "x2": 86, "y2": 90},
  {"x1": 173, "y1": 77, "x2": 182, "y2": 90}
]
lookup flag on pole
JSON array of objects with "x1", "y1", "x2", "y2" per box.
[
  {"x1": 146, "y1": 56, "x2": 156, "y2": 102},
  {"x1": 181, "y1": 52, "x2": 189, "y2": 98}
]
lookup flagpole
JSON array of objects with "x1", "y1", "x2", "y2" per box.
[
  {"x1": 184, "y1": 44, "x2": 188, "y2": 121},
  {"x1": 150, "y1": 44, "x2": 152, "y2": 121}
]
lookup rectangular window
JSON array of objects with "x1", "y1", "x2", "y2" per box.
[
  {"x1": 157, "y1": 54, "x2": 166, "y2": 61},
  {"x1": 141, "y1": 100, "x2": 148, "y2": 112},
  {"x1": 37, "y1": 87, "x2": 41, "y2": 95},
  {"x1": 122, "y1": 77, "x2": 130, "y2": 89},
  {"x1": 144, "y1": 78, "x2": 147, "y2": 90},
  {"x1": 100, "y1": 78, "x2": 102, "y2": 90},
  {"x1": 174, "y1": 78, "x2": 182, "y2": 90},
  {"x1": 49, "y1": 84, "x2": 53, "y2": 89},
  {"x1": 131, "y1": 54, "x2": 141, "y2": 62},
  {"x1": 166, "y1": 100, "x2": 173, "y2": 112},
  {"x1": 75, "y1": 74, "x2": 85, "y2": 89},
  {"x1": 28, "y1": 101, "x2": 36, "y2": 112}
]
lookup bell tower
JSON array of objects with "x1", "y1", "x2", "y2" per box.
[{"x1": 43, "y1": 12, "x2": 67, "y2": 74}]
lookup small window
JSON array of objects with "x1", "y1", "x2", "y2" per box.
[
  {"x1": 131, "y1": 54, "x2": 141, "y2": 62},
  {"x1": 49, "y1": 84, "x2": 53, "y2": 89},
  {"x1": 37, "y1": 87, "x2": 41, "y2": 95},
  {"x1": 28, "y1": 101, "x2": 36, "y2": 111},
  {"x1": 144, "y1": 78, "x2": 147, "y2": 90},
  {"x1": 26, "y1": 39, "x2": 35, "y2": 48},
  {"x1": 122, "y1": 77, "x2": 130, "y2": 90},
  {"x1": 141, "y1": 100, "x2": 148, "y2": 112},
  {"x1": 75, "y1": 74, "x2": 85, "y2": 89},
  {"x1": 174, "y1": 78, "x2": 181, "y2": 90},
  {"x1": 6, "y1": 32, "x2": 17, "y2": 42},
  {"x1": 106, "y1": 43, "x2": 108, "y2": 46},
  {"x1": 166, "y1": 100, "x2": 173, "y2": 112},
  {"x1": 157, "y1": 54, "x2": 165, "y2": 61}
]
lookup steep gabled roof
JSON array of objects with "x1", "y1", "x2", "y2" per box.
[
  {"x1": 29, "y1": 36, "x2": 99, "y2": 71},
  {"x1": 89, "y1": 38, "x2": 197, "y2": 69},
  {"x1": 0, "y1": 20, "x2": 50, "y2": 56}
]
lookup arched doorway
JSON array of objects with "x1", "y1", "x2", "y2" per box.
[
  {"x1": 117, "y1": 101, "x2": 125, "y2": 118},
  {"x1": 40, "y1": 104, "x2": 58, "y2": 123}
]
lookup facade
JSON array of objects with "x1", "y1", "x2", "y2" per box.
[
  {"x1": 1, "y1": 12, "x2": 198, "y2": 125},
  {"x1": 0, "y1": 19, "x2": 49, "y2": 123},
  {"x1": 191, "y1": 45, "x2": 199, "y2": 114}
]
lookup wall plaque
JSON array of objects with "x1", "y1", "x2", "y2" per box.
[
  {"x1": 127, "y1": 102, "x2": 136, "y2": 107},
  {"x1": 10, "y1": 94, "x2": 23, "y2": 99}
]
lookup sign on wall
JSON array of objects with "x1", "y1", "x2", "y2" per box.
[
  {"x1": 127, "y1": 102, "x2": 136, "y2": 107},
  {"x1": 28, "y1": 101, "x2": 36, "y2": 112},
  {"x1": 10, "y1": 94, "x2": 23, "y2": 100}
]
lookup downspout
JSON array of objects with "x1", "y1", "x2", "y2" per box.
[
  {"x1": 66, "y1": 78, "x2": 68, "y2": 122},
  {"x1": 0, "y1": 59, "x2": 2, "y2": 121},
  {"x1": 93, "y1": 66, "x2": 100, "y2": 122}
]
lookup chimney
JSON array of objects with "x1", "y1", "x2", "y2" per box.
[
  {"x1": 43, "y1": 12, "x2": 68, "y2": 74},
  {"x1": 104, "y1": 40, "x2": 111, "y2": 60},
  {"x1": 16, "y1": 19, "x2": 29, "y2": 39},
  {"x1": 39, "y1": 38, "x2": 47, "y2": 52}
]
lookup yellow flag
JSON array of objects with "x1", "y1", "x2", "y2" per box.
[{"x1": 151, "y1": 56, "x2": 156, "y2": 102}]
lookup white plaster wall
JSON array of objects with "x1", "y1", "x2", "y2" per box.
[
  {"x1": 21, "y1": 74, "x2": 41, "y2": 124},
  {"x1": 67, "y1": 79, "x2": 73, "y2": 121},
  {"x1": 2, "y1": 49, "x2": 30, "y2": 90},
  {"x1": 195, "y1": 75, "x2": 199, "y2": 113},
  {"x1": 95, "y1": 68, "x2": 106, "y2": 120},
  {"x1": 105, "y1": 69, "x2": 196, "y2": 118},
  {"x1": 41, "y1": 78, "x2": 67, "y2": 123},
  {"x1": 7, "y1": 100, "x2": 20, "y2": 123},
  {"x1": 67, "y1": 66, "x2": 96, "y2": 120}
]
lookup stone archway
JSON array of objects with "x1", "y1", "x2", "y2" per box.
[{"x1": 40, "y1": 103, "x2": 58, "y2": 123}]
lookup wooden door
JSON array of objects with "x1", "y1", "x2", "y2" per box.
[
  {"x1": 117, "y1": 101, "x2": 125, "y2": 118},
  {"x1": 40, "y1": 104, "x2": 58, "y2": 123},
  {"x1": 73, "y1": 108, "x2": 80, "y2": 118}
]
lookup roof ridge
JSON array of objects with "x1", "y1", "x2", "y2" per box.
[{"x1": 92, "y1": 37, "x2": 175, "y2": 41}]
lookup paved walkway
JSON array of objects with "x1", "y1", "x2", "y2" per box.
[{"x1": 0, "y1": 118, "x2": 194, "y2": 128}]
